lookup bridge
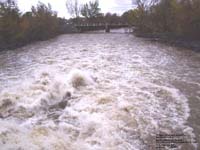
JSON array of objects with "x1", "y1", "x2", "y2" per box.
[{"x1": 75, "y1": 23, "x2": 130, "y2": 32}]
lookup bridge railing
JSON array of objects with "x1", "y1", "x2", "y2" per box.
[
  {"x1": 74, "y1": 23, "x2": 131, "y2": 32},
  {"x1": 75, "y1": 23, "x2": 129, "y2": 27}
]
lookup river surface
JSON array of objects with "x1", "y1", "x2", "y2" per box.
[{"x1": 0, "y1": 29, "x2": 200, "y2": 150}]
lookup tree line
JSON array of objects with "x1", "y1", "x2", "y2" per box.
[
  {"x1": 66, "y1": 0, "x2": 130, "y2": 25},
  {"x1": 66, "y1": 0, "x2": 200, "y2": 40},
  {"x1": 131, "y1": 0, "x2": 200, "y2": 39},
  {"x1": 0, "y1": 0, "x2": 69, "y2": 50},
  {"x1": 2, "y1": 0, "x2": 197, "y2": 50},
  {"x1": 0, "y1": 0, "x2": 130, "y2": 50}
]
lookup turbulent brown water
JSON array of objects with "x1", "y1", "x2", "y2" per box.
[{"x1": 0, "y1": 29, "x2": 200, "y2": 150}]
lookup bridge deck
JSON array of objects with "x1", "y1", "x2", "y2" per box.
[{"x1": 75, "y1": 23, "x2": 130, "y2": 32}]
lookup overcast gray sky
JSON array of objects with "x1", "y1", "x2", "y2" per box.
[{"x1": 17, "y1": 0, "x2": 134, "y2": 18}]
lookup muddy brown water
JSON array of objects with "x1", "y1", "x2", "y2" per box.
[{"x1": 0, "y1": 30, "x2": 199, "y2": 149}]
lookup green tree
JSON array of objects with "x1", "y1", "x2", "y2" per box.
[
  {"x1": 81, "y1": 0, "x2": 101, "y2": 20},
  {"x1": 0, "y1": 0, "x2": 21, "y2": 46},
  {"x1": 31, "y1": 2, "x2": 59, "y2": 40}
]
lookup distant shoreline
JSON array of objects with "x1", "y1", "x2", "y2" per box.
[
  {"x1": 1, "y1": 30, "x2": 200, "y2": 52},
  {"x1": 134, "y1": 30, "x2": 200, "y2": 51},
  {"x1": 0, "y1": 31, "x2": 77, "y2": 52}
]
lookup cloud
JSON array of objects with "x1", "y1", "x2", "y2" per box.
[
  {"x1": 100, "y1": 0, "x2": 133, "y2": 14},
  {"x1": 17, "y1": 0, "x2": 133, "y2": 18}
]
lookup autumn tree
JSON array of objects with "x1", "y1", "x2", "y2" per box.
[
  {"x1": 0, "y1": 1, "x2": 66, "y2": 50},
  {"x1": 133, "y1": 0, "x2": 200, "y2": 39},
  {"x1": 122, "y1": 10, "x2": 138, "y2": 25}
]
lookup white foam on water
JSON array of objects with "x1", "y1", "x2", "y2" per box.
[
  {"x1": 0, "y1": 69, "x2": 196, "y2": 149},
  {"x1": 0, "y1": 69, "x2": 143, "y2": 149},
  {"x1": 0, "y1": 34, "x2": 198, "y2": 149},
  {"x1": 67, "y1": 69, "x2": 95, "y2": 89}
]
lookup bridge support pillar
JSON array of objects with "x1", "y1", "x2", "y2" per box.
[{"x1": 105, "y1": 24, "x2": 110, "y2": 33}]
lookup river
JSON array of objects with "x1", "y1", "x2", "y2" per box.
[{"x1": 0, "y1": 29, "x2": 200, "y2": 150}]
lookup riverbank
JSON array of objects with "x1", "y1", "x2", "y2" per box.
[
  {"x1": 0, "y1": 1, "x2": 79, "y2": 52},
  {"x1": 0, "y1": 25, "x2": 78, "y2": 52},
  {"x1": 0, "y1": 36, "x2": 58, "y2": 51},
  {"x1": 134, "y1": 30, "x2": 200, "y2": 51}
]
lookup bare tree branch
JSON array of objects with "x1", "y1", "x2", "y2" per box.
[{"x1": 66, "y1": 0, "x2": 80, "y2": 18}]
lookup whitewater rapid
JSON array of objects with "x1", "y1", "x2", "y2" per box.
[{"x1": 0, "y1": 31, "x2": 199, "y2": 149}]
